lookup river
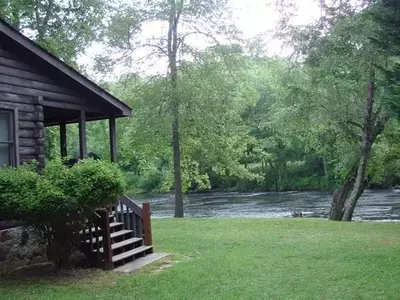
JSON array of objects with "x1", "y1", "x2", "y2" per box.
[{"x1": 131, "y1": 190, "x2": 400, "y2": 221}]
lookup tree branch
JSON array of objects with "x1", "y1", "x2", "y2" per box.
[
  {"x1": 176, "y1": 0, "x2": 184, "y2": 23},
  {"x1": 372, "y1": 104, "x2": 383, "y2": 123},
  {"x1": 167, "y1": 0, "x2": 175, "y2": 57},
  {"x1": 43, "y1": 0, "x2": 54, "y2": 28},
  {"x1": 140, "y1": 43, "x2": 169, "y2": 57},
  {"x1": 371, "y1": 114, "x2": 390, "y2": 143},
  {"x1": 346, "y1": 120, "x2": 363, "y2": 130}
]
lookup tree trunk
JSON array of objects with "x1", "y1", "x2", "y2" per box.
[
  {"x1": 172, "y1": 101, "x2": 184, "y2": 217},
  {"x1": 277, "y1": 165, "x2": 282, "y2": 191},
  {"x1": 168, "y1": 1, "x2": 184, "y2": 217},
  {"x1": 328, "y1": 167, "x2": 356, "y2": 220},
  {"x1": 329, "y1": 65, "x2": 389, "y2": 221},
  {"x1": 322, "y1": 156, "x2": 329, "y2": 182},
  {"x1": 342, "y1": 65, "x2": 375, "y2": 221}
]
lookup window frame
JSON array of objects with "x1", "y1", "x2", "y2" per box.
[{"x1": 0, "y1": 107, "x2": 19, "y2": 167}]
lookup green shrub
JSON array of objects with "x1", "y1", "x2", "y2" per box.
[
  {"x1": 0, "y1": 165, "x2": 47, "y2": 220},
  {"x1": 0, "y1": 159, "x2": 125, "y2": 268},
  {"x1": 45, "y1": 159, "x2": 125, "y2": 208}
]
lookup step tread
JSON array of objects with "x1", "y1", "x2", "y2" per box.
[
  {"x1": 80, "y1": 222, "x2": 123, "y2": 235},
  {"x1": 112, "y1": 245, "x2": 153, "y2": 263},
  {"x1": 85, "y1": 229, "x2": 133, "y2": 244},
  {"x1": 96, "y1": 237, "x2": 143, "y2": 253},
  {"x1": 110, "y1": 222, "x2": 124, "y2": 228}
]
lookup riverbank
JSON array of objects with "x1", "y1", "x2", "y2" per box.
[
  {"x1": 132, "y1": 190, "x2": 400, "y2": 220},
  {"x1": 2, "y1": 219, "x2": 400, "y2": 299},
  {"x1": 127, "y1": 184, "x2": 398, "y2": 197}
]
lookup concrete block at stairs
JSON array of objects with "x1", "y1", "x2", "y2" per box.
[{"x1": 114, "y1": 253, "x2": 170, "y2": 273}]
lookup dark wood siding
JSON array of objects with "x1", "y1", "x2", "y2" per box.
[
  {"x1": 0, "y1": 45, "x2": 56, "y2": 167},
  {"x1": 0, "y1": 44, "x2": 116, "y2": 126},
  {"x1": 0, "y1": 47, "x2": 90, "y2": 105},
  {"x1": 0, "y1": 35, "x2": 127, "y2": 166}
]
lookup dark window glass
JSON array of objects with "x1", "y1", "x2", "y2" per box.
[{"x1": 0, "y1": 110, "x2": 14, "y2": 167}]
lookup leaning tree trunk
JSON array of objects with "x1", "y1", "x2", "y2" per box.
[
  {"x1": 329, "y1": 65, "x2": 388, "y2": 221},
  {"x1": 168, "y1": 1, "x2": 184, "y2": 218},
  {"x1": 342, "y1": 65, "x2": 376, "y2": 221},
  {"x1": 328, "y1": 167, "x2": 356, "y2": 221}
]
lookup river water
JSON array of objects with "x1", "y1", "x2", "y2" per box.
[{"x1": 132, "y1": 190, "x2": 400, "y2": 222}]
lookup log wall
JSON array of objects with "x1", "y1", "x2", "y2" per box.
[{"x1": 0, "y1": 43, "x2": 87, "y2": 166}]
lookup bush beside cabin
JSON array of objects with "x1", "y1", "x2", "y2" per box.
[{"x1": 0, "y1": 159, "x2": 125, "y2": 269}]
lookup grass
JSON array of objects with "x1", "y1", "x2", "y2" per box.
[{"x1": 1, "y1": 218, "x2": 400, "y2": 300}]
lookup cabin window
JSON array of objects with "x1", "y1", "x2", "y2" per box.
[{"x1": 0, "y1": 110, "x2": 15, "y2": 167}]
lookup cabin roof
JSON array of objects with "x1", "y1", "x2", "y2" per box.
[{"x1": 0, "y1": 19, "x2": 132, "y2": 121}]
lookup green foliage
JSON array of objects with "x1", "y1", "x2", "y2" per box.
[
  {"x1": 0, "y1": 164, "x2": 53, "y2": 220},
  {"x1": 9, "y1": 0, "x2": 398, "y2": 197},
  {"x1": 136, "y1": 165, "x2": 172, "y2": 194},
  {"x1": 368, "y1": 120, "x2": 400, "y2": 186},
  {"x1": 0, "y1": 159, "x2": 125, "y2": 268},
  {"x1": 1, "y1": 0, "x2": 109, "y2": 65},
  {"x1": 45, "y1": 159, "x2": 125, "y2": 208}
]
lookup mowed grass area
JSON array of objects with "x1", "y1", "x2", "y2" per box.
[{"x1": 1, "y1": 219, "x2": 400, "y2": 300}]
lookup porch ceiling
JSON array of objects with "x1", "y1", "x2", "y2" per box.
[{"x1": 43, "y1": 106, "x2": 114, "y2": 126}]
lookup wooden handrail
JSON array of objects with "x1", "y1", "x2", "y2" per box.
[
  {"x1": 117, "y1": 195, "x2": 143, "y2": 218},
  {"x1": 82, "y1": 196, "x2": 153, "y2": 270},
  {"x1": 116, "y1": 196, "x2": 152, "y2": 246},
  {"x1": 142, "y1": 202, "x2": 152, "y2": 246}
]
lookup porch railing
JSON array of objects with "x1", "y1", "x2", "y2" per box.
[
  {"x1": 82, "y1": 195, "x2": 152, "y2": 270},
  {"x1": 116, "y1": 195, "x2": 153, "y2": 246}
]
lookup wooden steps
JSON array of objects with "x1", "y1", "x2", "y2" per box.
[
  {"x1": 96, "y1": 237, "x2": 143, "y2": 253},
  {"x1": 110, "y1": 222, "x2": 124, "y2": 229},
  {"x1": 112, "y1": 245, "x2": 153, "y2": 263},
  {"x1": 80, "y1": 222, "x2": 123, "y2": 234},
  {"x1": 85, "y1": 229, "x2": 133, "y2": 244},
  {"x1": 83, "y1": 221, "x2": 153, "y2": 269},
  {"x1": 81, "y1": 198, "x2": 153, "y2": 270}
]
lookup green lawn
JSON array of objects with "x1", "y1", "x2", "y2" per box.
[{"x1": 1, "y1": 219, "x2": 400, "y2": 300}]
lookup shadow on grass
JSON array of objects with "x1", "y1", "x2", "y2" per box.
[
  {"x1": 0, "y1": 256, "x2": 179, "y2": 287},
  {"x1": 0, "y1": 263, "x2": 110, "y2": 287}
]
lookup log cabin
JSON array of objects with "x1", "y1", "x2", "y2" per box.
[
  {"x1": 0, "y1": 18, "x2": 131, "y2": 167},
  {"x1": 0, "y1": 19, "x2": 153, "y2": 270}
]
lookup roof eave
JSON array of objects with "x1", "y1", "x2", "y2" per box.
[{"x1": 0, "y1": 19, "x2": 132, "y2": 115}]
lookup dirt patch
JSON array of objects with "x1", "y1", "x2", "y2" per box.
[
  {"x1": 0, "y1": 263, "x2": 111, "y2": 286},
  {"x1": 372, "y1": 237, "x2": 400, "y2": 246},
  {"x1": 148, "y1": 254, "x2": 197, "y2": 274},
  {"x1": 151, "y1": 260, "x2": 174, "y2": 274}
]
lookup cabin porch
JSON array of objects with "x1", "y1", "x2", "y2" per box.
[
  {"x1": 0, "y1": 18, "x2": 153, "y2": 271},
  {"x1": 43, "y1": 105, "x2": 118, "y2": 162},
  {"x1": 42, "y1": 107, "x2": 154, "y2": 271}
]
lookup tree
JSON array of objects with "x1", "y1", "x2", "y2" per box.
[
  {"x1": 241, "y1": 57, "x2": 312, "y2": 191},
  {"x1": 1, "y1": 0, "x2": 108, "y2": 65},
  {"x1": 108, "y1": 45, "x2": 258, "y2": 193},
  {"x1": 101, "y1": 0, "x2": 240, "y2": 217},
  {"x1": 277, "y1": 0, "x2": 400, "y2": 221},
  {"x1": 330, "y1": 1, "x2": 400, "y2": 221}
]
